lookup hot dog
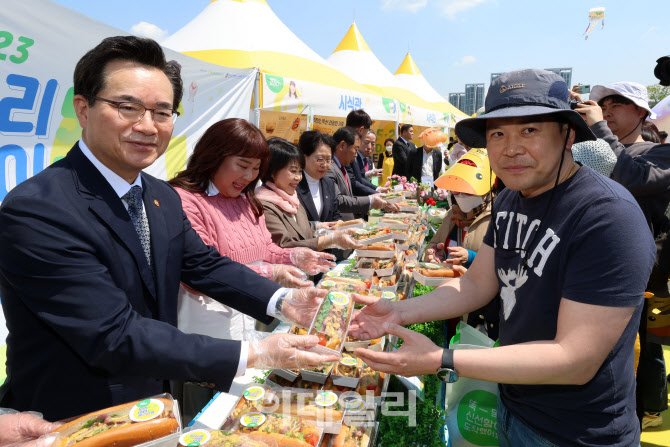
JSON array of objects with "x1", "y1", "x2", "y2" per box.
[
  {"x1": 335, "y1": 219, "x2": 364, "y2": 228},
  {"x1": 419, "y1": 268, "x2": 462, "y2": 278},
  {"x1": 331, "y1": 424, "x2": 371, "y2": 447},
  {"x1": 237, "y1": 413, "x2": 321, "y2": 447},
  {"x1": 54, "y1": 397, "x2": 179, "y2": 447},
  {"x1": 363, "y1": 244, "x2": 394, "y2": 251}
]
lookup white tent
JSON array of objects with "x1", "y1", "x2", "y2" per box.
[
  {"x1": 394, "y1": 53, "x2": 450, "y2": 105},
  {"x1": 162, "y1": 0, "x2": 398, "y2": 122}
]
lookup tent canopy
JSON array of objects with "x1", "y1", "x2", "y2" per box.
[{"x1": 163, "y1": 0, "x2": 376, "y2": 95}]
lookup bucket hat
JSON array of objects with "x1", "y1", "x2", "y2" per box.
[
  {"x1": 455, "y1": 69, "x2": 596, "y2": 148},
  {"x1": 589, "y1": 81, "x2": 657, "y2": 119}
]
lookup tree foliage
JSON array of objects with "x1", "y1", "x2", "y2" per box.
[{"x1": 647, "y1": 84, "x2": 670, "y2": 108}]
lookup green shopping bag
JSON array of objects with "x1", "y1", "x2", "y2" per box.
[{"x1": 445, "y1": 322, "x2": 499, "y2": 447}]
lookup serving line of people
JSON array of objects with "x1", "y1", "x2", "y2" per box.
[{"x1": 0, "y1": 35, "x2": 667, "y2": 447}]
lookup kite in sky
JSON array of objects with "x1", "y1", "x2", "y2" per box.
[{"x1": 584, "y1": 7, "x2": 605, "y2": 40}]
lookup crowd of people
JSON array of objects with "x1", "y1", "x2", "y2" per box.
[{"x1": 0, "y1": 34, "x2": 668, "y2": 447}]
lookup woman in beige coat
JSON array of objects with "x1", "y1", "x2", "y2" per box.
[{"x1": 258, "y1": 138, "x2": 363, "y2": 253}]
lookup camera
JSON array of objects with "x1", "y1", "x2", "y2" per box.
[
  {"x1": 570, "y1": 100, "x2": 583, "y2": 110},
  {"x1": 654, "y1": 56, "x2": 670, "y2": 86}
]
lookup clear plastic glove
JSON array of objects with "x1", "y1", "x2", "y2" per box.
[
  {"x1": 271, "y1": 287, "x2": 329, "y2": 328},
  {"x1": 321, "y1": 229, "x2": 365, "y2": 250},
  {"x1": 316, "y1": 221, "x2": 340, "y2": 231},
  {"x1": 246, "y1": 331, "x2": 339, "y2": 370},
  {"x1": 370, "y1": 194, "x2": 385, "y2": 210},
  {"x1": 366, "y1": 168, "x2": 383, "y2": 179},
  {"x1": 383, "y1": 202, "x2": 400, "y2": 213},
  {"x1": 375, "y1": 185, "x2": 390, "y2": 193},
  {"x1": 255, "y1": 262, "x2": 313, "y2": 288},
  {"x1": 290, "y1": 248, "x2": 335, "y2": 275},
  {"x1": 0, "y1": 412, "x2": 61, "y2": 447}
]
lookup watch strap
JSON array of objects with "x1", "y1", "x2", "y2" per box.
[{"x1": 442, "y1": 348, "x2": 454, "y2": 370}]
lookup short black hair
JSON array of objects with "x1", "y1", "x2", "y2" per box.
[
  {"x1": 333, "y1": 126, "x2": 359, "y2": 146},
  {"x1": 400, "y1": 123, "x2": 413, "y2": 134},
  {"x1": 346, "y1": 109, "x2": 373, "y2": 129},
  {"x1": 384, "y1": 138, "x2": 394, "y2": 146},
  {"x1": 299, "y1": 130, "x2": 335, "y2": 156},
  {"x1": 74, "y1": 35, "x2": 183, "y2": 111},
  {"x1": 264, "y1": 137, "x2": 305, "y2": 183},
  {"x1": 659, "y1": 130, "x2": 668, "y2": 140},
  {"x1": 598, "y1": 94, "x2": 649, "y2": 120}
]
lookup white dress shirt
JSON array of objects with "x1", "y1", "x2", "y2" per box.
[
  {"x1": 304, "y1": 172, "x2": 323, "y2": 217},
  {"x1": 421, "y1": 149, "x2": 434, "y2": 181}
]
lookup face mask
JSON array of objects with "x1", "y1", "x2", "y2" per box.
[
  {"x1": 453, "y1": 193, "x2": 484, "y2": 213},
  {"x1": 386, "y1": 146, "x2": 392, "y2": 154}
]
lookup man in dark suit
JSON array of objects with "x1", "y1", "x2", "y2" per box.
[
  {"x1": 0, "y1": 36, "x2": 335, "y2": 421},
  {"x1": 407, "y1": 145, "x2": 443, "y2": 185},
  {"x1": 325, "y1": 127, "x2": 390, "y2": 221},
  {"x1": 392, "y1": 124, "x2": 416, "y2": 178},
  {"x1": 346, "y1": 129, "x2": 386, "y2": 195}
]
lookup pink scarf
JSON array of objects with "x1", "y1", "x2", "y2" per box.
[{"x1": 256, "y1": 182, "x2": 301, "y2": 215}]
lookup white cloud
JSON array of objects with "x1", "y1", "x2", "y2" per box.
[
  {"x1": 381, "y1": 0, "x2": 428, "y2": 13},
  {"x1": 454, "y1": 55, "x2": 476, "y2": 66},
  {"x1": 436, "y1": 0, "x2": 492, "y2": 19},
  {"x1": 130, "y1": 22, "x2": 168, "y2": 42}
]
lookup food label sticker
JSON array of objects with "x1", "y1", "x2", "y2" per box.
[
  {"x1": 243, "y1": 386, "x2": 265, "y2": 401},
  {"x1": 344, "y1": 398, "x2": 366, "y2": 413},
  {"x1": 356, "y1": 229, "x2": 368, "y2": 234},
  {"x1": 423, "y1": 263, "x2": 441, "y2": 269},
  {"x1": 381, "y1": 292, "x2": 396, "y2": 300},
  {"x1": 240, "y1": 412, "x2": 266, "y2": 428},
  {"x1": 328, "y1": 292, "x2": 350, "y2": 306},
  {"x1": 179, "y1": 430, "x2": 211, "y2": 447},
  {"x1": 340, "y1": 357, "x2": 358, "y2": 366},
  {"x1": 326, "y1": 271, "x2": 341, "y2": 278},
  {"x1": 321, "y1": 280, "x2": 336, "y2": 287},
  {"x1": 129, "y1": 398, "x2": 164, "y2": 422},
  {"x1": 315, "y1": 391, "x2": 338, "y2": 407}
]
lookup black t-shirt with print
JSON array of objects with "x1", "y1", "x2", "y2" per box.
[{"x1": 482, "y1": 165, "x2": 655, "y2": 447}]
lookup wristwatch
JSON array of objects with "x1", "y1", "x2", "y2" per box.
[{"x1": 436, "y1": 348, "x2": 459, "y2": 383}]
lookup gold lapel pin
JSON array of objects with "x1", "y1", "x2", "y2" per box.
[{"x1": 154, "y1": 200, "x2": 160, "y2": 207}]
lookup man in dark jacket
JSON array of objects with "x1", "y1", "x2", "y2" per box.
[
  {"x1": 392, "y1": 124, "x2": 415, "y2": 178},
  {"x1": 576, "y1": 81, "x2": 670, "y2": 429}
]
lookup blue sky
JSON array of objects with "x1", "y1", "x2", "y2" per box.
[{"x1": 51, "y1": 0, "x2": 669, "y2": 99}]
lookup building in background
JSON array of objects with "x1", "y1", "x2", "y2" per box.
[
  {"x1": 464, "y1": 83, "x2": 485, "y2": 116},
  {"x1": 449, "y1": 92, "x2": 464, "y2": 112}
]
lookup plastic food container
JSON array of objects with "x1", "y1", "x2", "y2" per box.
[
  {"x1": 300, "y1": 362, "x2": 335, "y2": 384},
  {"x1": 352, "y1": 227, "x2": 393, "y2": 245},
  {"x1": 331, "y1": 354, "x2": 362, "y2": 388},
  {"x1": 412, "y1": 262, "x2": 458, "y2": 287},
  {"x1": 308, "y1": 292, "x2": 354, "y2": 356}
]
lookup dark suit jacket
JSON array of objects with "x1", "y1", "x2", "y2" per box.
[
  {"x1": 0, "y1": 144, "x2": 279, "y2": 420},
  {"x1": 407, "y1": 146, "x2": 442, "y2": 183},
  {"x1": 345, "y1": 153, "x2": 377, "y2": 195},
  {"x1": 392, "y1": 138, "x2": 415, "y2": 178},
  {"x1": 296, "y1": 175, "x2": 342, "y2": 223},
  {"x1": 324, "y1": 162, "x2": 370, "y2": 222}
]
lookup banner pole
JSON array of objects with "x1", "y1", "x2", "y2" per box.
[{"x1": 252, "y1": 68, "x2": 261, "y2": 127}]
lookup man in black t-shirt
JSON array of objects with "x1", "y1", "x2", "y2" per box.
[{"x1": 349, "y1": 69, "x2": 656, "y2": 447}]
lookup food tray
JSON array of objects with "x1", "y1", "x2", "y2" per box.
[
  {"x1": 413, "y1": 268, "x2": 457, "y2": 287},
  {"x1": 335, "y1": 219, "x2": 366, "y2": 230},
  {"x1": 354, "y1": 258, "x2": 377, "y2": 278},
  {"x1": 355, "y1": 242, "x2": 396, "y2": 259},
  {"x1": 380, "y1": 192, "x2": 405, "y2": 204},
  {"x1": 308, "y1": 292, "x2": 355, "y2": 356},
  {"x1": 266, "y1": 372, "x2": 324, "y2": 393},
  {"x1": 352, "y1": 228, "x2": 393, "y2": 246},
  {"x1": 300, "y1": 362, "x2": 335, "y2": 384},
  {"x1": 328, "y1": 422, "x2": 379, "y2": 447},
  {"x1": 331, "y1": 354, "x2": 361, "y2": 388},
  {"x1": 374, "y1": 256, "x2": 400, "y2": 277},
  {"x1": 230, "y1": 411, "x2": 325, "y2": 446}
]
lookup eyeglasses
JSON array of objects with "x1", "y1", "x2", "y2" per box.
[
  {"x1": 312, "y1": 156, "x2": 333, "y2": 165},
  {"x1": 311, "y1": 155, "x2": 333, "y2": 165},
  {"x1": 94, "y1": 96, "x2": 179, "y2": 126}
]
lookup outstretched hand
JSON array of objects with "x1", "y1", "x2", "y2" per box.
[
  {"x1": 348, "y1": 293, "x2": 402, "y2": 341},
  {"x1": 355, "y1": 323, "x2": 443, "y2": 377}
]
